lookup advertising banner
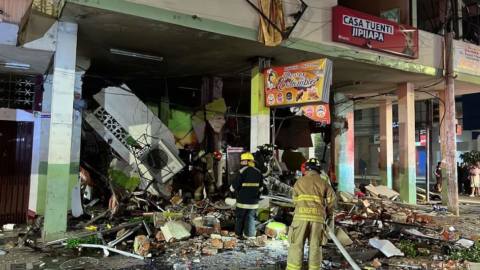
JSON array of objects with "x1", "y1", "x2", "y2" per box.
[
  {"x1": 332, "y1": 5, "x2": 419, "y2": 59},
  {"x1": 264, "y1": 59, "x2": 332, "y2": 107},
  {"x1": 453, "y1": 45, "x2": 480, "y2": 76},
  {"x1": 301, "y1": 104, "x2": 330, "y2": 124}
]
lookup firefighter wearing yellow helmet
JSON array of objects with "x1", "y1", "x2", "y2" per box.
[
  {"x1": 229, "y1": 152, "x2": 264, "y2": 238},
  {"x1": 286, "y1": 158, "x2": 336, "y2": 270}
]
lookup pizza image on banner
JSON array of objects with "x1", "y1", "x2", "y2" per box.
[
  {"x1": 264, "y1": 59, "x2": 332, "y2": 107},
  {"x1": 332, "y1": 5, "x2": 418, "y2": 59}
]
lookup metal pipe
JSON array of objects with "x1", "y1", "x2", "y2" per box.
[
  {"x1": 327, "y1": 227, "x2": 361, "y2": 270},
  {"x1": 143, "y1": 220, "x2": 152, "y2": 238},
  {"x1": 45, "y1": 221, "x2": 143, "y2": 246},
  {"x1": 77, "y1": 244, "x2": 144, "y2": 260},
  {"x1": 107, "y1": 224, "x2": 143, "y2": 247}
]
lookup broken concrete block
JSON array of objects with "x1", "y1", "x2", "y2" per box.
[
  {"x1": 192, "y1": 243, "x2": 202, "y2": 250},
  {"x1": 362, "y1": 200, "x2": 371, "y2": 208},
  {"x1": 372, "y1": 258, "x2": 381, "y2": 268},
  {"x1": 161, "y1": 221, "x2": 191, "y2": 242},
  {"x1": 171, "y1": 196, "x2": 183, "y2": 204},
  {"x1": 336, "y1": 227, "x2": 353, "y2": 246},
  {"x1": 210, "y1": 239, "x2": 224, "y2": 249},
  {"x1": 202, "y1": 247, "x2": 218, "y2": 255},
  {"x1": 156, "y1": 231, "x2": 165, "y2": 242},
  {"x1": 265, "y1": 222, "x2": 287, "y2": 239},
  {"x1": 192, "y1": 216, "x2": 221, "y2": 235},
  {"x1": 222, "y1": 237, "x2": 237, "y2": 249},
  {"x1": 255, "y1": 236, "x2": 267, "y2": 247},
  {"x1": 391, "y1": 212, "x2": 408, "y2": 223},
  {"x1": 210, "y1": 234, "x2": 222, "y2": 239},
  {"x1": 134, "y1": 235, "x2": 150, "y2": 256},
  {"x1": 117, "y1": 228, "x2": 126, "y2": 238}
]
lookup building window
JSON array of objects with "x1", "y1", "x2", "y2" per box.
[
  {"x1": 355, "y1": 110, "x2": 363, "y2": 121},
  {"x1": 0, "y1": 73, "x2": 36, "y2": 110}
]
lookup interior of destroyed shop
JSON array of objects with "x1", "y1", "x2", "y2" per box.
[{"x1": 4, "y1": 0, "x2": 480, "y2": 269}]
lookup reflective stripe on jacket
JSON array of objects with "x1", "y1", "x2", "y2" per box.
[
  {"x1": 292, "y1": 170, "x2": 336, "y2": 223},
  {"x1": 230, "y1": 165, "x2": 263, "y2": 209}
]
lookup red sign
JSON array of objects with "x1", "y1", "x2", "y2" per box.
[
  {"x1": 302, "y1": 104, "x2": 330, "y2": 124},
  {"x1": 332, "y1": 6, "x2": 419, "y2": 59},
  {"x1": 457, "y1": 125, "x2": 462, "y2": 135},
  {"x1": 420, "y1": 135, "x2": 426, "y2": 146}
]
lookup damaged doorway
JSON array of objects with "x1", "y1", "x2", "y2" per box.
[{"x1": 0, "y1": 121, "x2": 34, "y2": 225}]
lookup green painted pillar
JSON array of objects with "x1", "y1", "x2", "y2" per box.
[
  {"x1": 42, "y1": 22, "x2": 78, "y2": 242},
  {"x1": 380, "y1": 100, "x2": 393, "y2": 188},
  {"x1": 334, "y1": 92, "x2": 355, "y2": 193},
  {"x1": 398, "y1": 83, "x2": 416, "y2": 204},
  {"x1": 250, "y1": 63, "x2": 270, "y2": 152}
]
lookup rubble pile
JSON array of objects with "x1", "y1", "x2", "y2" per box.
[{"x1": 328, "y1": 185, "x2": 480, "y2": 269}]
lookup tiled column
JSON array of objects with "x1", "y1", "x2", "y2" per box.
[
  {"x1": 334, "y1": 92, "x2": 355, "y2": 193},
  {"x1": 250, "y1": 63, "x2": 270, "y2": 152},
  {"x1": 380, "y1": 100, "x2": 393, "y2": 188},
  {"x1": 42, "y1": 22, "x2": 77, "y2": 242},
  {"x1": 398, "y1": 83, "x2": 416, "y2": 203}
]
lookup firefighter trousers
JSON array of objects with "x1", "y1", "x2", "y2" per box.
[{"x1": 286, "y1": 220, "x2": 324, "y2": 270}]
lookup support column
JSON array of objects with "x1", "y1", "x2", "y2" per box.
[
  {"x1": 411, "y1": 0, "x2": 418, "y2": 28},
  {"x1": 333, "y1": 92, "x2": 355, "y2": 193},
  {"x1": 42, "y1": 22, "x2": 77, "y2": 242},
  {"x1": 69, "y1": 59, "x2": 89, "y2": 211},
  {"x1": 398, "y1": 82, "x2": 416, "y2": 204},
  {"x1": 439, "y1": 90, "x2": 448, "y2": 204},
  {"x1": 250, "y1": 63, "x2": 270, "y2": 152},
  {"x1": 380, "y1": 100, "x2": 393, "y2": 188}
]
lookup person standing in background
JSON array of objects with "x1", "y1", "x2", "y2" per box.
[
  {"x1": 434, "y1": 162, "x2": 442, "y2": 192},
  {"x1": 458, "y1": 162, "x2": 464, "y2": 194},
  {"x1": 359, "y1": 158, "x2": 367, "y2": 179},
  {"x1": 470, "y1": 164, "x2": 480, "y2": 197},
  {"x1": 462, "y1": 163, "x2": 470, "y2": 195}
]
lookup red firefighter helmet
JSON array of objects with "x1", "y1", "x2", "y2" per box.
[
  {"x1": 213, "y1": 151, "x2": 222, "y2": 161},
  {"x1": 301, "y1": 162, "x2": 306, "y2": 175}
]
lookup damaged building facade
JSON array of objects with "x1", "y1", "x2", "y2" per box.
[{"x1": 1, "y1": 0, "x2": 480, "y2": 268}]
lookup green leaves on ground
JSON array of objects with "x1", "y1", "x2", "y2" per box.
[
  {"x1": 397, "y1": 240, "x2": 418, "y2": 258},
  {"x1": 451, "y1": 243, "x2": 480, "y2": 262},
  {"x1": 65, "y1": 236, "x2": 102, "y2": 248}
]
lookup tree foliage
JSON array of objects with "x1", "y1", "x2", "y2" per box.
[{"x1": 459, "y1": 150, "x2": 480, "y2": 165}]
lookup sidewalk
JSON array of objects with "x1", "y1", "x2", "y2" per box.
[{"x1": 355, "y1": 175, "x2": 480, "y2": 205}]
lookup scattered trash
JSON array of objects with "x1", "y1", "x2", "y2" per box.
[
  {"x1": 369, "y1": 238, "x2": 404, "y2": 258},
  {"x1": 365, "y1": 185, "x2": 399, "y2": 200},
  {"x1": 161, "y1": 221, "x2": 191, "y2": 242},
  {"x1": 0, "y1": 249, "x2": 6, "y2": 255},
  {"x1": 2, "y1": 224, "x2": 15, "y2": 230},
  {"x1": 264, "y1": 222, "x2": 287, "y2": 239},
  {"x1": 134, "y1": 235, "x2": 150, "y2": 256}
]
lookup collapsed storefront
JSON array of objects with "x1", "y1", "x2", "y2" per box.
[{"x1": 4, "y1": 1, "x2": 480, "y2": 269}]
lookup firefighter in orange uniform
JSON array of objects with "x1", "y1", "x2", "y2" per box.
[{"x1": 286, "y1": 158, "x2": 336, "y2": 270}]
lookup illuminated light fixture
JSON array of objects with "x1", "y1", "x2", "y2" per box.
[
  {"x1": 110, "y1": 48, "x2": 163, "y2": 62},
  {"x1": 0, "y1": 62, "x2": 30, "y2": 70}
]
